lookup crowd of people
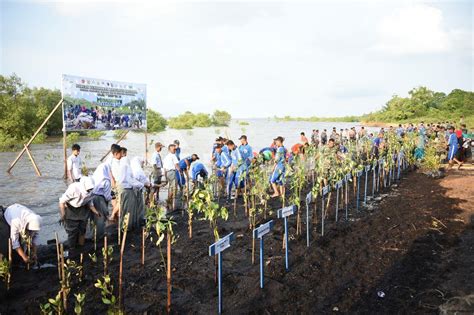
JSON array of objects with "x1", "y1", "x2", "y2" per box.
[
  {"x1": 65, "y1": 104, "x2": 145, "y2": 130},
  {"x1": 0, "y1": 119, "x2": 471, "y2": 264}
]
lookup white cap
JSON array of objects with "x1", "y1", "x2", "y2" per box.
[
  {"x1": 80, "y1": 176, "x2": 95, "y2": 191},
  {"x1": 27, "y1": 214, "x2": 42, "y2": 231}
]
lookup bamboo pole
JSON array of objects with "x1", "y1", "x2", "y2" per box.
[
  {"x1": 7, "y1": 98, "x2": 63, "y2": 174},
  {"x1": 99, "y1": 130, "x2": 129, "y2": 162},
  {"x1": 167, "y1": 231, "x2": 172, "y2": 314},
  {"x1": 103, "y1": 236, "x2": 108, "y2": 276},
  {"x1": 60, "y1": 244, "x2": 67, "y2": 310},
  {"x1": 8, "y1": 238, "x2": 12, "y2": 290},
  {"x1": 26, "y1": 235, "x2": 31, "y2": 271},
  {"x1": 55, "y1": 233, "x2": 61, "y2": 280},
  {"x1": 23, "y1": 145, "x2": 42, "y2": 177},
  {"x1": 119, "y1": 214, "x2": 130, "y2": 309},
  {"x1": 141, "y1": 227, "x2": 145, "y2": 267}
]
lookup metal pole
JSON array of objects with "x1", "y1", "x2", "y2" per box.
[
  {"x1": 259, "y1": 237, "x2": 264, "y2": 288},
  {"x1": 218, "y1": 252, "x2": 222, "y2": 314},
  {"x1": 284, "y1": 217, "x2": 289, "y2": 271}
]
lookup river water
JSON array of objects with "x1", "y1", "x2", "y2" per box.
[{"x1": 0, "y1": 119, "x2": 379, "y2": 244}]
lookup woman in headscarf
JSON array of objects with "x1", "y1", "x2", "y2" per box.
[
  {"x1": 91, "y1": 162, "x2": 113, "y2": 238},
  {"x1": 110, "y1": 156, "x2": 139, "y2": 230},
  {"x1": 0, "y1": 204, "x2": 42, "y2": 264},
  {"x1": 131, "y1": 156, "x2": 151, "y2": 228},
  {"x1": 59, "y1": 176, "x2": 101, "y2": 248}
]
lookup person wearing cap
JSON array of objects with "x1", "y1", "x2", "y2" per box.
[
  {"x1": 173, "y1": 140, "x2": 181, "y2": 161},
  {"x1": 59, "y1": 176, "x2": 101, "y2": 248},
  {"x1": 177, "y1": 154, "x2": 200, "y2": 186},
  {"x1": 0, "y1": 204, "x2": 42, "y2": 264},
  {"x1": 270, "y1": 136, "x2": 286, "y2": 197}
]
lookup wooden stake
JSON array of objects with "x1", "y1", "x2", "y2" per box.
[
  {"x1": 26, "y1": 235, "x2": 31, "y2": 271},
  {"x1": 24, "y1": 144, "x2": 42, "y2": 177},
  {"x1": 141, "y1": 227, "x2": 145, "y2": 267},
  {"x1": 119, "y1": 214, "x2": 129, "y2": 309},
  {"x1": 104, "y1": 236, "x2": 108, "y2": 276},
  {"x1": 167, "y1": 231, "x2": 172, "y2": 314},
  {"x1": 60, "y1": 244, "x2": 67, "y2": 310},
  {"x1": 7, "y1": 238, "x2": 12, "y2": 290},
  {"x1": 55, "y1": 233, "x2": 61, "y2": 280},
  {"x1": 93, "y1": 224, "x2": 97, "y2": 252},
  {"x1": 79, "y1": 253, "x2": 83, "y2": 282},
  {"x1": 7, "y1": 98, "x2": 63, "y2": 174}
]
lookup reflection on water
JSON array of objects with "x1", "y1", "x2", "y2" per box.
[{"x1": 0, "y1": 119, "x2": 379, "y2": 244}]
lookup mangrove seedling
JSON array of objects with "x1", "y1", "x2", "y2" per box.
[{"x1": 74, "y1": 293, "x2": 85, "y2": 315}]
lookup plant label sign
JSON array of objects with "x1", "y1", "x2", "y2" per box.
[
  {"x1": 365, "y1": 165, "x2": 371, "y2": 172},
  {"x1": 322, "y1": 185, "x2": 330, "y2": 196},
  {"x1": 209, "y1": 232, "x2": 235, "y2": 256},
  {"x1": 253, "y1": 220, "x2": 274, "y2": 239},
  {"x1": 335, "y1": 180, "x2": 343, "y2": 189},
  {"x1": 345, "y1": 173, "x2": 352, "y2": 182},
  {"x1": 305, "y1": 192, "x2": 312, "y2": 204},
  {"x1": 277, "y1": 205, "x2": 296, "y2": 218}
]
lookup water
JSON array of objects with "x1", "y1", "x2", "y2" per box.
[{"x1": 0, "y1": 119, "x2": 379, "y2": 244}]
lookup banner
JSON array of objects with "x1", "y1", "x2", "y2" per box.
[{"x1": 62, "y1": 74, "x2": 147, "y2": 131}]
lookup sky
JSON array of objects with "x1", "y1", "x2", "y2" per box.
[{"x1": 0, "y1": 0, "x2": 472, "y2": 118}]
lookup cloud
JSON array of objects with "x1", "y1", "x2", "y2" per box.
[{"x1": 371, "y1": 4, "x2": 451, "y2": 55}]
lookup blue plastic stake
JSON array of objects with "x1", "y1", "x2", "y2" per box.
[
  {"x1": 335, "y1": 180, "x2": 342, "y2": 222},
  {"x1": 253, "y1": 220, "x2": 274, "y2": 288},
  {"x1": 209, "y1": 232, "x2": 235, "y2": 314},
  {"x1": 321, "y1": 186, "x2": 329, "y2": 236},
  {"x1": 356, "y1": 170, "x2": 363, "y2": 211},
  {"x1": 305, "y1": 192, "x2": 312, "y2": 247},
  {"x1": 372, "y1": 165, "x2": 376, "y2": 196},
  {"x1": 277, "y1": 205, "x2": 296, "y2": 271},
  {"x1": 364, "y1": 165, "x2": 370, "y2": 205},
  {"x1": 344, "y1": 173, "x2": 351, "y2": 220}
]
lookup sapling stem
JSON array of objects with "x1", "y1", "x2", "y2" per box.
[
  {"x1": 118, "y1": 214, "x2": 130, "y2": 310},
  {"x1": 8, "y1": 238, "x2": 12, "y2": 290},
  {"x1": 104, "y1": 236, "x2": 108, "y2": 276},
  {"x1": 55, "y1": 232, "x2": 61, "y2": 280},
  {"x1": 60, "y1": 244, "x2": 67, "y2": 311},
  {"x1": 79, "y1": 253, "x2": 83, "y2": 282},
  {"x1": 167, "y1": 230, "x2": 172, "y2": 314},
  {"x1": 141, "y1": 227, "x2": 145, "y2": 266}
]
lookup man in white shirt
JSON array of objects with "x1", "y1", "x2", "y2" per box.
[
  {"x1": 151, "y1": 142, "x2": 164, "y2": 203},
  {"x1": 0, "y1": 204, "x2": 42, "y2": 264},
  {"x1": 67, "y1": 144, "x2": 83, "y2": 183},
  {"x1": 59, "y1": 176, "x2": 101, "y2": 248},
  {"x1": 163, "y1": 144, "x2": 180, "y2": 210}
]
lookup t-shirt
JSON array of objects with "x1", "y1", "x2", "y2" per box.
[
  {"x1": 191, "y1": 162, "x2": 208, "y2": 180},
  {"x1": 67, "y1": 154, "x2": 82, "y2": 180},
  {"x1": 151, "y1": 151, "x2": 163, "y2": 168},
  {"x1": 239, "y1": 144, "x2": 253, "y2": 163},
  {"x1": 163, "y1": 153, "x2": 179, "y2": 171}
]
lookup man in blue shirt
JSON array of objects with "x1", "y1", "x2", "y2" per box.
[
  {"x1": 174, "y1": 140, "x2": 181, "y2": 160},
  {"x1": 238, "y1": 135, "x2": 253, "y2": 166},
  {"x1": 177, "y1": 154, "x2": 199, "y2": 186},
  {"x1": 191, "y1": 161, "x2": 208, "y2": 182},
  {"x1": 226, "y1": 140, "x2": 245, "y2": 199},
  {"x1": 447, "y1": 126, "x2": 462, "y2": 170},
  {"x1": 214, "y1": 144, "x2": 231, "y2": 197},
  {"x1": 270, "y1": 136, "x2": 286, "y2": 198}
]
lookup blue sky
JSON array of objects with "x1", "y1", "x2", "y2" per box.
[{"x1": 1, "y1": 0, "x2": 472, "y2": 118}]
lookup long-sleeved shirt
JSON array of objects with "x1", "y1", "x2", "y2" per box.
[
  {"x1": 59, "y1": 182, "x2": 94, "y2": 208},
  {"x1": 4, "y1": 204, "x2": 40, "y2": 250},
  {"x1": 239, "y1": 144, "x2": 253, "y2": 164},
  {"x1": 191, "y1": 162, "x2": 208, "y2": 180},
  {"x1": 220, "y1": 151, "x2": 231, "y2": 168},
  {"x1": 448, "y1": 133, "x2": 458, "y2": 148}
]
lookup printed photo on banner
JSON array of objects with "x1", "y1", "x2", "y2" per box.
[{"x1": 61, "y1": 74, "x2": 147, "y2": 131}]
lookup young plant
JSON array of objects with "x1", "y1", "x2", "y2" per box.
[
  {"x1": 0, "y1": 257, "x2": 11, "y2": 290},
  {"x1": 95, "y1": 275, "x2": 120, "y2": 315},
  {"x1": 74, "y1": 293, "x2": 85, "y2": 315},
  {"x1": 289, "y1": 155, "x2": 306, "y2": 235},
  {"x1": 102, "y1": 243, "x2": 113, "y2": 276},
  {"x1": 40, "y1": 291, "x2": 63, "y2": 315}
]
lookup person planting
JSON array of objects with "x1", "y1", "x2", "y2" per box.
[
  {"x1": 226, "y1": 140, "x2": 245, "y2": 199},
  {"x1": 177, "y1": 154, "x2": 200, "y2": 187},
  {"x1": 214, "y1": 144, "x2": 231, "y2": 197},
  {"x1": 59, "y1": 177, "x2": 101, "y2": 249},
  {"x1": 270, "y1": 136, "x2": 286, "y2": 198},
  {"x1": 0, "y1": 204, "x2": 42, "y2": 265}
]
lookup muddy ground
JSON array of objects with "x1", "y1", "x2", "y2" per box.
[{"x1": 1, "y1": 167, "x2": 473, "y2": 314}]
